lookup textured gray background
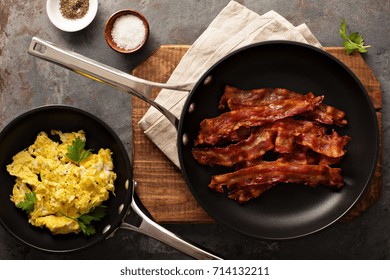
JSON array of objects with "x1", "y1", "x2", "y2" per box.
[{"x1": 0, "y1": 0, "x2": 389, "y2": 259}]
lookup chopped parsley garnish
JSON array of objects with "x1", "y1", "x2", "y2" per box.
[
  {"x1": 60, "y1": 205, "x2": 107, "y2": 236},
  {"x1": 66, "y1": 137, "x2": 92, "y2": 165},
  {"x1": 16, "y1": 191, "x2": 36, "y2": 213}
]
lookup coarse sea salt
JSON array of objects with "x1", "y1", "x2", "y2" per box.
[{"x1": 111, "y1": 14, "x2": 146, "y2": 50}]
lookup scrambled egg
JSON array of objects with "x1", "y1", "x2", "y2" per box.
[{"x1": 7, "y1": 130, "x2": 116, "y2": 235}]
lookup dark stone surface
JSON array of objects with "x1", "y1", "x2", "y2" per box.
[{"x1": 0, "y1": 0, "x2": 389, "y2": 259}]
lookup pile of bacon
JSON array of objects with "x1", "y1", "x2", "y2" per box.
[{"x1": 192, "y1": 86, "x2": 350, "y2": 204}]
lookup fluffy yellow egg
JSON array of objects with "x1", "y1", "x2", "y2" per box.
[{"x1": 7, "y1": 130, "x2": 116, "y2": 235}]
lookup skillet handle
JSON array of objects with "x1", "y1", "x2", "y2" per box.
[
  {"x1": 120, "y1": 182, "x2": 222, "y2": 260},
  {"x1": 27, "y1": 37, "x2": 194, "y2": 129}
]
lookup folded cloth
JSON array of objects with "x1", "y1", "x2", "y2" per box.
[{"x1": 139, "y1": 0, "x2": 322, "y2": 168}]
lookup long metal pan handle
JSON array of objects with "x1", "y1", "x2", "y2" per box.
[
  {"x1": 27, "y1": 37, "x2": 194, "y2": 129},
  {"x1": 120, "y1": 182, "x2": 222, "y2": 260}
]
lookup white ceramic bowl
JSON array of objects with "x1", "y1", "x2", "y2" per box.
[{"x1": 46, "y1": 0, "x2": 98, "y2": 32}]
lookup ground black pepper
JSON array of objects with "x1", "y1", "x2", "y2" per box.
[{"x1": 60, "y1": 0, "x2": 89, "y2": 20}]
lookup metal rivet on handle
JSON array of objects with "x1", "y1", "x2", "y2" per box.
[
  {"x1": 182, "y1": 133, "x2": 189, "y2": 146},
  {"x1": 188, "y1": 102, "x2": 196, "y2": 114},
  {"x1": 118, "y1": 203, "x2": 124, "y2": 214},
  {"x1": 125, "y1": 179, "x2": 129, "y2": 190},
  {"x1": 102, "y1": 224, "x2": 111, "y2": 234},
  {"x1": 203, "y1": 75, "x2": 213, "y2": 86}
]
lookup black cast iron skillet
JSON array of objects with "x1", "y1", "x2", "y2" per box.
[
  {"x1": 0, "y1": 105, "x2": 221, "y2": 259},
  {"x1": 27, "y1": 37, "x2": 379, "y2": 240}
]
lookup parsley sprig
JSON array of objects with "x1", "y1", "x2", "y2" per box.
[
  {"x1": 16, "y1": 191, "x2": 36, "y2": 213},
  {"x1": 66, "y1": 137, "x2": 92, "y2": 165},
  {"x1": 339, "y1": 18, "x2": 370, "y2": 55},
  {"x1": 60, "y1": 205, "x2": 107, "y2": 236}
]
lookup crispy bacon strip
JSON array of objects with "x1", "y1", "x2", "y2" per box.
[
  {"x1": 229, "y1": 150, "x2": 343, "y2": 203},
  {"x1": 296, "y1": 129, "x2": 350, "y2": 158},
  {"x1": 193, "y1": 118, "x2": 349, "y2": 168},
  {"x1": 271, "y1": 118, "x2": 301, "y2": 154},
  {"x1": 273, "y1": 118, "x2": 350, "y2": 158},
  {"x1": 209, "y1": 161, "x2": 344, "y2": 194},
  {"x1": 219, "y1": 86, "x2": 301, "y2": 110},
  {"x1": 220, "y1": 86, "x2": 347, "y2": 126},
  {"x1": 192, "y1": 129, "x2": 275, "y2": 167},
  {"x1": 276, "y1": 145, "x2": 342, "y2": 166},
  {"x1": 196, "y1": 94, "x2": 323, "y2": 146},
  {"x1": 276, "y1": 145, "x2": 314, "y2": 165},
  {"x1": 234, "y1": 157, "x2": 265, "y2": 170},
  {"x1": 195, "y1": 86, "x2": 350, "y2": 204},
  {"x1": 301, "y1": 102, "x2": 347, "y2": 127},
  {"x1": 228, "y1": 184, "x2": 275, "y2": 204}
]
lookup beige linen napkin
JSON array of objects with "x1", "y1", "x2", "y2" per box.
[{"x1": 139, "y1": 1, "x2": 322, "y2": 167}]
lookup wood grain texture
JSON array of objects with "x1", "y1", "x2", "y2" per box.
[{"x1": 131, "y1": 45, "x2": 382, "y2": 223}]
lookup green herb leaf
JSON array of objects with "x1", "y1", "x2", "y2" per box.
[
  {"x1": 77, "y1": 206, "x2": 107, "y2": 236},
  {"x1": 339, "y1": 18, "x2": 370, "y2": 55},
  {"x1": 77, "y1": 213, "x2": 95, "y2": 225},
  {"x1": 78, "y1": 222, "x2": 96, "y2": 237},
  {"x1": 59, "y1": 205, "x2": 107, "y2": 236},
  {"x1": 85, "y1": 205, "x2": 107, "y2": 222},
  {"x1": 16, "y1": 191, "x2": 36, "y2": 213},
  {"x1": 66, "y1": 137, "x2": 92, "y2": 165}
]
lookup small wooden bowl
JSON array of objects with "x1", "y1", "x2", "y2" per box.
[{"x1": 104, "y1": 9, "x2": 150, "y2": 54}]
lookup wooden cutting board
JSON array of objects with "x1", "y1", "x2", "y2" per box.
[{"x1": 131, "y1": 45, "x2": 382, "y2": 223}]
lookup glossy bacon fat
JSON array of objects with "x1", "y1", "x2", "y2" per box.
[
  {"x1": 220, "y1": 86, "x2": 347, "y2": 126},
  {"x1": 192, "y1": 86, "x2": 350, "y2": 203},
  {"x1": 196, "y1": 92, "x2": 323, "y2": 146},
  {"x1": 210, "y1": 161, "x2": 344, "y2": 204}
]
